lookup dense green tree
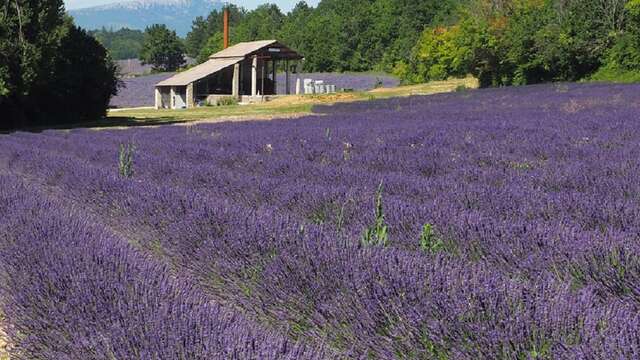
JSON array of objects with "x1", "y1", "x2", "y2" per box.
[
  {"x1": 90, "y1": 28, "x2": 144, "y2": 60},
  {"x1": 278, "y1": 1, "x2": 313, "y2": 53},
  {"x1": 197, "y1": 31, "x2": 224, "y2": 63},
  {"x1": 400, "y1": 0, "x2": 638, "y2": 87},
  {"x1": 185, "y1": 5, "x2": 245, "y2": 59},
  {"x1": 140, "y1": 24, "x2": 185, "y2": 72},
  {"x1": 235, "y1": 4, "x2": 285, "y2": 41},
  {"x1": 185, "y1": 16, "x2": 209, "y2": 58},
  {"x1": 35, "y1": 19, "x2": 119, "y2": 124},
  {"x1": 592, "y1": 0, "x2": 640, "y2": 81},
  {"x1": 0, "y1": 1, "x2": 118, "y2": 129},
  {"x1": 0, "y1": 0, "x2": 67, "y2": 127}
]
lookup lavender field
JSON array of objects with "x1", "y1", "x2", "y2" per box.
[
  {"x1": 110, "y1": 73, "x2": 174, "y2": 109},
  {"x1": 2, "y1": 82, "x2": 640, "y2": 358},
  {"x1": 110, "y1": 72, "x2": 399, "y2": 108}
]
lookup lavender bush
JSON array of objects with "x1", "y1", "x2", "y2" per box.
[{"x1": 3, "y1": 81, "x2": 640, "y2": 358}]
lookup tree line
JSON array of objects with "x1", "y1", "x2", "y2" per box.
[
  {"x1": 89, "y1": 28, "x2": 144, "y2": 60},
  {"x1": 398, "y1": 0, "x2": 640, "y2": 86},
  {"x1": 180, "y1": 0, "x2": 640, "y2": 86},
  {"x1": 184, "y1": 1, "x2": 460, "y2": 72}
]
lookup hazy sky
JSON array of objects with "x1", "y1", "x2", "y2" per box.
[{"x1": 64, "y1": 0, "x2": 319, "y2": 11}]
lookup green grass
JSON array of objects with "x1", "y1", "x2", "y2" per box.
[{"x1": 108, "y1": 103, "x2": 313, "y2": 124}]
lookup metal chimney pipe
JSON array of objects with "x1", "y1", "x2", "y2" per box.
[{"x1": 223, "y1": 7, "x2": 229, "y2": 49}]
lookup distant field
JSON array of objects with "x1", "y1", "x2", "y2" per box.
[
  {"x1": 109, "y1": 72, "x2": 400, "y2": 109},
  {"x1": 110, "y1": 72, "x2": 174, "y2": 109},
  {"x1": 2, "y1": 82, "x2": 640, "y2": 357}
]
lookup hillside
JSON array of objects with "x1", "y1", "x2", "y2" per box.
[{"x1": 69, "y1": 0, "x2": 223, "y2": 36}]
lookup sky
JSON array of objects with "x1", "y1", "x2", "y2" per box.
[{"x1": 64, "y1": 0, "x2": 319, "y2": 11}]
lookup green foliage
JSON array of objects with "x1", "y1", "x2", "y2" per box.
[
  {"x1": 418, "y1": 328, "x2": 449, "y2": 360},
  {"x1": 592, "y1": 0, "x2": 640, "y2": 82},
  {"x1": 213, "y1": 96, "x2": 239, "y2": 106},
  {"x1": 396, "y1": 25, "x2": 471, "y2": 84},
  {"x1": 361, "y1": 183, "x2": 389, "y2": 247},
  {"x1": 89, "y1": 28, "x2": 144, "y2": 60},
  {"x1": 399, "y1": 0, "x2": 637, "y2": 87},
  {"x1": 185, "y1": 0, "x2": 459, "y2": 73},
  {"x1": 419, "y1": 223, "x2": 445, "y2": 254},
  {"x1": 197, "y1": 32, "x2": 224, "y2": 63},
  {"x1": 185, "y1": 5, "x2": 245, "y2": 59},
  {"x1": 140, "y1": 24, "x2": 185, "y2": 72},
  {"x1": 118, "y1": 142, "x2": 136, "y2": 178},
  {"x1": 0, "y1": 2, "x2": 118, "y2": 129},
  {"x1": 38, "y1": 22, "x2": 120, "y2": 124},
  {"x1": 234, "y1": 4, "x2": 284, "y2": 42},
  {"x1": 590, "y1": 65, "x2": 640, "y2": 83}
]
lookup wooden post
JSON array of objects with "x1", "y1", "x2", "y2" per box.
[
  {"x1": 251, "y1": 56, "x2": 257, "y2": 96},
  {"x1": 232, "y1": 63, "x2": 240, "y2": 99}
]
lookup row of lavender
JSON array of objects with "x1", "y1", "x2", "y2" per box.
[
  {"x1": 2, "y1": 82, "x2": 640, "y2": 357},
  {"x1": 110, "y1": 72, "x2": 399, "y2": 108},
  {"x1": 0, "y1": 168, "x2": 326, "y2": 358}
]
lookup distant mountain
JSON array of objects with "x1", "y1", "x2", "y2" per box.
[{"x1": 69, "y1": 0, "x2": 223, "y2": 37}]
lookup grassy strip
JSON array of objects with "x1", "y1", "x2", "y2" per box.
[{"x1": 106, "y1": 77, "x2": 477, "y2": 125}]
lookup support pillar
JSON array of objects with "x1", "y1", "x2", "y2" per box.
[
  {"x1": 186, "y1": 83, "x2": 195, "y2": 108},
  {"x1": 170, "y1": 87, "x2": 176, "y2": 109},
  {"x1": 232, "y1": 63, "x2": 240, "y2": 99},
  {"x1": 285, "y1": 60, "x2": 290, "y2": 95},
  {"x1": 272, "y1": 59, "x2": 277, "y2": 95},
  {"x1": 154, "y1": 87, "x2": 161, "y2": 109},
  {"x1": 251, "y1": 56, "x2": 258, "y2": 97},
  {"x1": 296, "y1": 60, "x2": 303, "y2": 95}
]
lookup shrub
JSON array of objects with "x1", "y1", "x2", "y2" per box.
[
  {"x1": 419, "y1": 223, "x2": 445, "y2": 254},
  {"x1": 216, "y1": 96, "x2": 239, "y2": 106},
  {"x1": 361, "y1": 183, "x2": 389, "y2": 247},
  {"x1": 118, "y1": 142, "x2": 136, "y2": 178}
]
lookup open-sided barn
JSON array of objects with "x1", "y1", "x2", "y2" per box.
[{"x1": 155, "y1": 40, "x2": 303, "y2": 109}]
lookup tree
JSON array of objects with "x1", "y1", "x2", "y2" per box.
[
  {"x1": 0, "y1": 0, "x2": 66, "y2": 128},
  {"x1": 235, "y1": 4, "x2": 285, "y2": 41},
  {"x1": 1, "y1": 0, "x2": 118, "y2": 129},
  {"x1": 34, "y1": 19, "x2": 119, "y2": 125},
  {"x1": 185, "y1": 5, "x2": 246, "y2": 59},
  {"x1": 90, "y1": 28, "x2": 145, "y2": 60},
  {"x1": 185, "y1": 16, "x2": 209, "y2": 58},
  {"x1": 197, "y1": 32, "x2": 224, "y2": 63},
  {"x1": 140, "y1": 24, "x2": 185, "y2": 72}
]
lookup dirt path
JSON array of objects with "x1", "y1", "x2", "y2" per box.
[{"x1": 0, "y1": 318, "x2": 8, "y2": 360}]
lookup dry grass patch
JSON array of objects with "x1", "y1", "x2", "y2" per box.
[{"x1": 104, "y1": 77, "x2": 478, "y2": 126}]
